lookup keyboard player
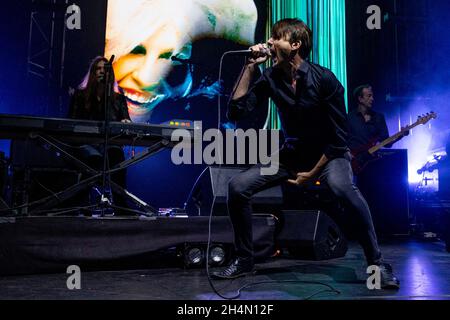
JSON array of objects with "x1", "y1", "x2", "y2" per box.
[{"x1": 68, "y1": 56, "x2": 131, "y2": 214}]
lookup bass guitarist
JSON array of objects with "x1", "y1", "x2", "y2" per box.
[{"x1": 348, "y1": 84, "x2": 409, "y2": 174}]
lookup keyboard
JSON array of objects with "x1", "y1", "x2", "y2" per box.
[{"x1": 0, "y1": 114, "x2": 194, "y2": 147}]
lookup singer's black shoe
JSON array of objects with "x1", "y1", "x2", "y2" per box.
[
  {"x1": 211, "y1": 257, "x2": 255, "y2": 280},
  {"x1": 379, "y1": 263, "x2": 400, "y2": 290}
]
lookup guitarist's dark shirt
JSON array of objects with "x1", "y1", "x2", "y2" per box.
[
  {"x1": 227, "y1": 61, "x2": 348, "y2": 171},
  {"x1": 347, "y1": 109, "x2": 391, "y2": 153}
]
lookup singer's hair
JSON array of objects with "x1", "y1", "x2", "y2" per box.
[
  {"x1": 78, "y1": 56, "x2": 117, "y2": 113},
  {"x1": 271, "y1": 18, "x2": 312, "y2": 59},
  {"x1": 353, "y1": 84, "x2": 372, "y2": 103}
]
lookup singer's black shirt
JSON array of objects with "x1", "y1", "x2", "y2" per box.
[
  {"x1": 68, "y1": 89, "x2": 130, "y2": 122},
  {"x1": 227, "y1": 61, "x2": 348, "y2": 170}
]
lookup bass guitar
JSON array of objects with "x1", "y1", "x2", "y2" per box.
[{"x1": 351, "y1": 112, "x2": 437, "y2": 174}]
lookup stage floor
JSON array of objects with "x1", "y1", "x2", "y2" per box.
[{"x1": 1, "y1": 239, "x2": 449, "y2": 300}]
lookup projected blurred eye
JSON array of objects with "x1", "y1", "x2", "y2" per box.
[
  {"x1": 176, "y1": 44, "x2": 192, "y2": 60},
  {"x1": 158, "y1": 50, "x2": 174, "y2": 60},
  {"x1": 130, "y1": 45, "x2": 147, "y2": 55}
]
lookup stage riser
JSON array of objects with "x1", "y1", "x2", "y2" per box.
[
  {"x1": 0, "y1": 209, "x2": 348, "y2": 275},
  {"x1": 0, "y1": 215, "x2": 275, "y2": 275}
]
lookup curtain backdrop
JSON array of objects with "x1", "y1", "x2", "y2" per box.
[{"x1": 265, "y1": 0, "x2": 348, "y2": 129}]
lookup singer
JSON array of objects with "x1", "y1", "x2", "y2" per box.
[{"x1": 212, "y1": 18, "x2": 400, "y2": 289}]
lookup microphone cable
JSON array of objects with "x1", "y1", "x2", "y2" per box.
[{"x1": 204, "y1": 50, "x2": 249, "y2": 300}]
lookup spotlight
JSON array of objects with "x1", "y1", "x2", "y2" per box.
[
  {"x1": 186, "y1": 247, "x2": 204, "y2": 266},
  {"x1": 179, "y1": 243, "x2": 229, "y2": 268},
  {"x1": 208, "y1": 245, "x2": 226, "y2": 266},
  {"x1": 180, "y1": 245, "x2": 205, "y2": 268}
]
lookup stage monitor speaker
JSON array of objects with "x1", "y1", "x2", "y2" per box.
[
  {"x1": 185, "y1": 166, "x2": 283, "y2": 216},
  {"x1": 276, "y1": 210, "x2": 348, "y2": 260}
]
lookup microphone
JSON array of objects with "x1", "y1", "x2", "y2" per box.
[
  {"x1": 225, "y1": 49, "x2": 252, "y2": 55},
  {"x1": 104, "y1": 55, "x2": 115, "y2": 86},
  {"x1": 106, "y1": 55, "x2": 115, "y2": 65},
  {"x1": 224, "y1": 48, "x2": 272, "y2": 58}
]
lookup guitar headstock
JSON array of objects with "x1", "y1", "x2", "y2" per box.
[{"x1": 417, "y1": 112, "x2": 437, "y2": 125}]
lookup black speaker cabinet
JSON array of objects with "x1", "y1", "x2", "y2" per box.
[
  {"x1": 276, "y1": 210, "x2": 348, "y2": 260},
  {"x1": 9, "y1": 140, "x2": 80, "y2": 213},
  {"x1": 10, "y1": 139, "x2": 69, "y2": 168},
  {"x1": 356, "y1": 149, "x2": 410, "y2": 236},
  {"x1": 443, "y1": 209, "x2": 450, "y2": 253},
  {"x1": 0, "y1": 151, "x2": 8, "y2": 209},
  {"x1": 185, "y1": 166, "x2": 283, "y2": 216}
]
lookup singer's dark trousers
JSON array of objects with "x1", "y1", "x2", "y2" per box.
[{"x1": 227, "y1": 156, "x2": 383, "y2": 266}]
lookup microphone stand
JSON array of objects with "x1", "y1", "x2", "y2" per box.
[{"x1": 100, "y1": 57, "x2": 115, "y2": 216}]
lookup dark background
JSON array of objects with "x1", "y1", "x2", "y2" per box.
[{"x1": 1, "y1": 0, "x2": 449, "y2": 209}]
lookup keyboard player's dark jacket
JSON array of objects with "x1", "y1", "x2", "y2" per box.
[{"x1": 68, "y1": 89, "x2": 130, "y2": 122}]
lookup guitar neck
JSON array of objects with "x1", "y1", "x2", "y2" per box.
[{"x1": 367, "y1": 121, "x2": 420, "y2": 154}]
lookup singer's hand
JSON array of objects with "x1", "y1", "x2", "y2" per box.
[
  {"x1": 287, "y1": 171, "x2": 317, "y2": 186},
  {"x1": 247, "y1": 43, "x2": 271, "y2": 65}
]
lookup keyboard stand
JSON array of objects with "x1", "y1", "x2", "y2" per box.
[{"x1": 24, "y1": 132, "x2": 169, "y2": 217}]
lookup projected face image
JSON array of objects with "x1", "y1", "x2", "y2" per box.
[{"x1": 105, "y1": 0, "x2": 258, "y2": 123}]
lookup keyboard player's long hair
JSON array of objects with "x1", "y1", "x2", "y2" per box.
[{"x1": 78, "y1": 56, "x2": 117, "y2": 113}]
